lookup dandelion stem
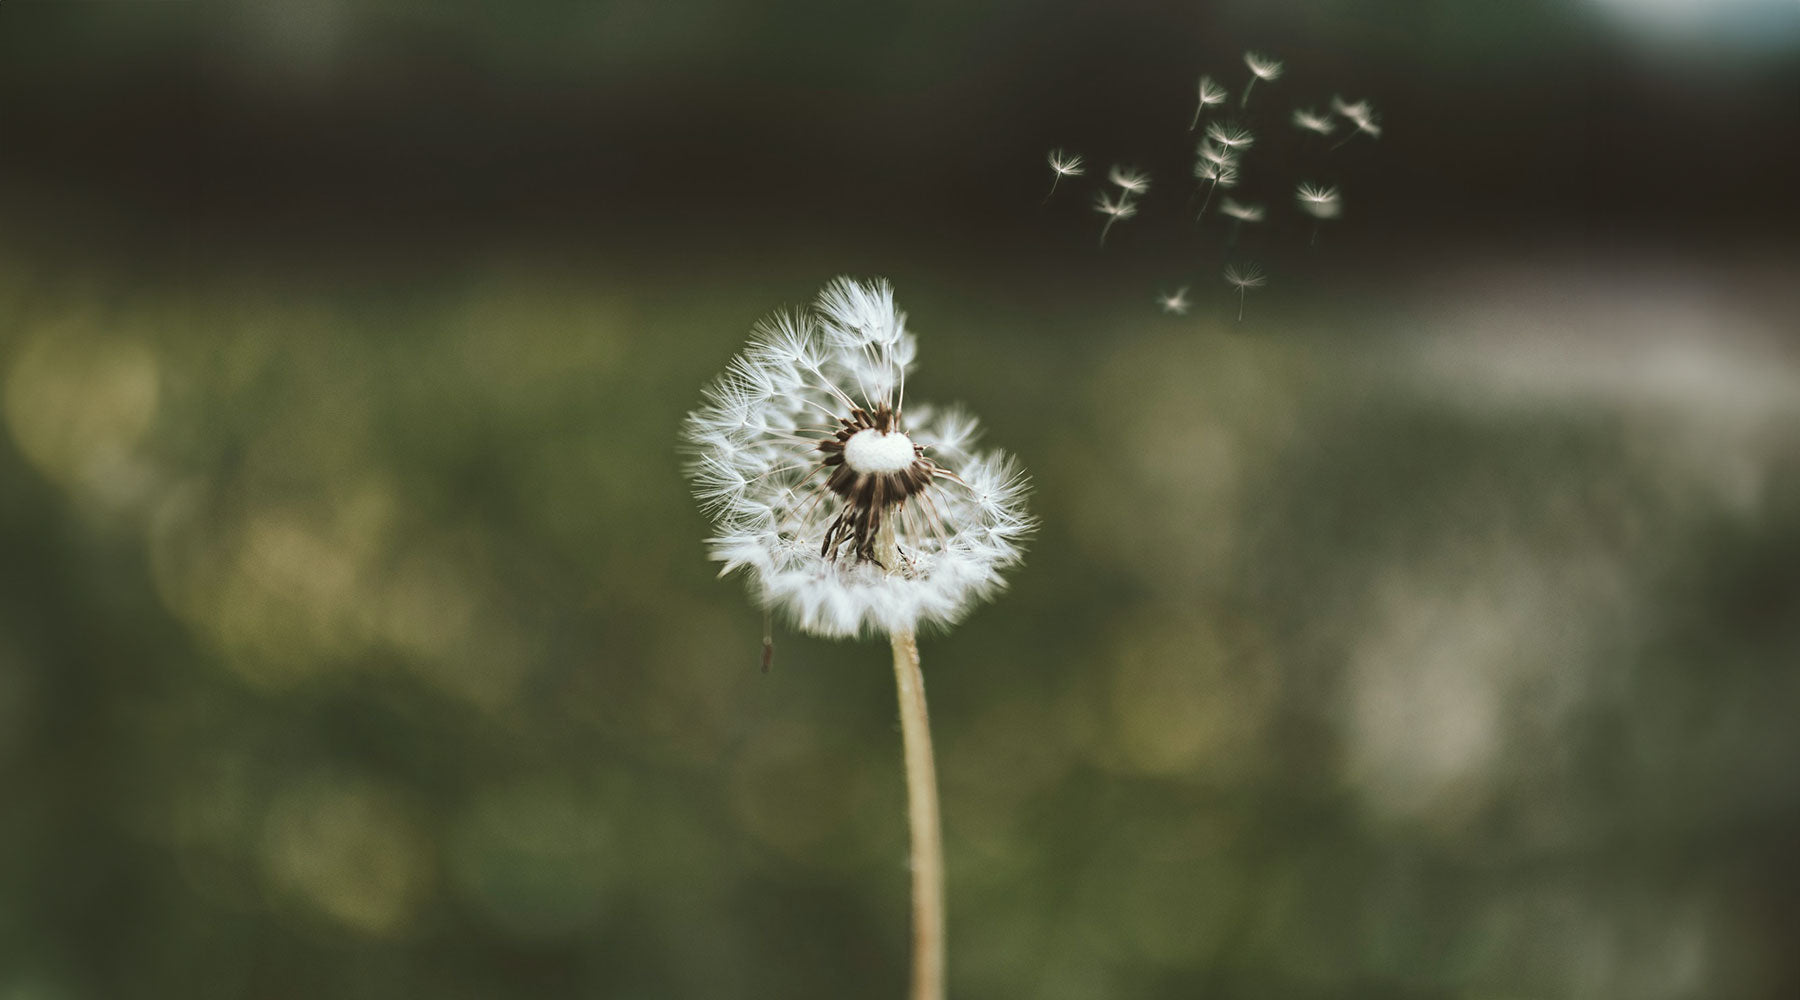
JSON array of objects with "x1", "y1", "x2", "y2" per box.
[
  {"x1": 761, "y1": 610, "x2": 774, "y2": 672},
  {"x1": 1240, "y1": 77, "x2": 1256, "y2": 110},
  {"x1": 1041, "y1": 174, "x2": 1060, "y2": 206},
  {"x1": 890, "y1": 627, "x2": 945, "y2": 1000},
  {"x1": 1238, "y1": 287, "x2": 1247, "y2": 322},
  {"x1": 1196, "y1": 180, "x2": 1216, "y2": 221},
  {"x1": 1100, "y1": 216, "x2": 1116, "y2": 247}
]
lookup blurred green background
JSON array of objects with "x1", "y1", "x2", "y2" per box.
[{"x1": 2, "y1": 2, "x2": 1799, "y2": 998}]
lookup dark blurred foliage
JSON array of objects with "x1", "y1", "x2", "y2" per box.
[{"x1": 2, "y1": 2, "x2": 1799, "y2": 999}]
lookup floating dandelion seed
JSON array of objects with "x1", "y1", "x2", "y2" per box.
[
  {"x1": 1295, "y1": 182, "x2": 1342, "y2": 219},
  {"x1": 1107, "y1": 164, "x2": 1152, "y2": 197},
  {"x1": 1220, "y1": 198, "x2": 1265, "y2": 222},
  {"x1": 1189, "y1": 74, "x2": 1229, "y2": 131},
  {"x1": 1330, "y1": 95, "x2": 1383, "y2": 149},
  {"x1": 685, "y1": 277, "x2": 1033, "y2": 1000},
  {"x1": 1295, "y1": 182, "x2": 1342, "y2": 245},
  {"x1": 1196, "y1": 139, "x2": 1235, "y2": 169},
  {"x1": 1042, "y1": 148, "x2": 1084, "y2": 204},
  {"x1": 1223, "y1": 262, "x2": 1267, "y2": 321},
  {"x1": 1191, "y1": 153, "x2": 1239, "y2": 221},
  {"x1": 1245, "y1": 52, "x2": 1284, "y2": 80},
  {"x1": 1240, "y1": 51, "x2": 1283, "y2": 108},
  {"x1": 1292, "y1": 107, "x2": 1337, "y2": 136},
  {"x1": 1157, "y1": 286, "x2": 1191, "y2": 315},
  {"x1": 1094, "y1": 190, "x2": 1139, "y2": 247},
  {"x1": 1331, "y1": 95, "x2": 1373, "y2": 122},
  {"x1": 1334, "y1": 111, "x2": 1382, "y2": 150},
  {"x1": 1219, "y1": 198, "x2": 1264, "y2": 243},
  {"x1": 1193, "y1": 160, "x2": 1239, "y2": 187},
  {"x1": 1204, "y1": 121, "x2": 1256, "y2": 152}
]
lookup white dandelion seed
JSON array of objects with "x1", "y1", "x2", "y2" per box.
[
  {"x1": 1331, "y1": 95, "x2": 1374, "y2": 123},
  {"x1": 1204, "y1": 120, "x2": 1256, "y2": 152},
  {"x1": 1241, "y1": 51, "x2": 1283, "y2": 108},
  {"x1": 1192, "y1": 159, "x2": 1239, "y2": 187},
  {"x1": 1295, "y1": 182, "x2": 1342, "y2": 245},
  {"x1": 1296, "y1": 182, "x2": 1342, "y2": 219},
  {"x1": 1330, "y1": 95, "x2": 1383, "y2": 150},
  {"x1": 1189, "y1": 74, "x2": 1229, "y2": 131},
  {"x1": 1094, "y1": 190, "x2": 1139, "y2": 247},
  {"x1": 685, "y1": 278, "x2": 1034, "y2": 640},
  {"x1": 1043, "y1": 148, "x2": 1084, "y2": 204},
  {"x1": 1108, "y1": 164, "x2": 1152, "y2": 197},
  {"x1": 1157, "y1": 286, "x2": 1191, "y2": 316},
  {"x1": 1292, "y1": 107, "x2": 1337, "y2": 136},
  {"x1": 1223, "y1": 262, "x2": 1267, "y2": 321},
  {"x1": 1220, "y1": 198, "x2": 1265, "y2": 223},
  {"x1": 1191, "y1": 153, "x2": 1239, "y2": 221},
  {"x1": 1195, "y1": 139, "x2": 1236, "y2": 169}
]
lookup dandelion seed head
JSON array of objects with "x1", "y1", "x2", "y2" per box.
[
  {"x1": 1094, "y1": 191, "x2": 1139, "y2": 219},
  {"x1": 1193, "y1": 159, "x2": 1239, "y2": 188},
  {"x1": 1157, "y1": 287, "x2": 1191, "y2": 315},
  {"x1": 1196, "y1": 75, "x2": 1228, "y2": 107},
  {"x1": 1047, "y1": 148, "x2": 1085, "y2": 177},
  {"x1": 1195, "y1": 140, "x2": 1236, "y2": 168},
  {"x1": 1108, "y1": 164, "x2": 1152, "y2": 196},
  {"x1": 1330, "y1": 94, "x2": 1383, "y2": 140},
  {"x1": 1292, "y1": 108, "x2": 1337, "y2": 135},
  {"x1": 1296, "y1": 182, "x2": 1343, "y2": 219},
  {"x1": 685, "y1": 279, "x2": 1033, "y2": 639},
  {"x1": 1332, "y1": 95, "x2": 1380, "y2": 135},
  {"x1": 1244, "y1": 52, "x2": 1284, "y2": 81},
  {"x1": 1204, "y1": 121, "x2": 1256, "y2": 151},
  {"x1": 1224, "y1": 262, "x2": 1268, "y2": 290},
  {"x1": 1220, "y1": 198, "x2": 1265, "y2": 222}
]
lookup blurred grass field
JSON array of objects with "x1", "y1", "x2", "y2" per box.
[{"x1": 3, "y1": 238, "x2": 1797, "y2": 998}]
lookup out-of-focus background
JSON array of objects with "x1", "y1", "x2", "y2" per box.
[{"x1": 2, "y1": 2, "x2": 1798, "y2": 998}]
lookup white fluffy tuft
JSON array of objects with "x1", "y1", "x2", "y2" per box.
[
  {"x1": 684, "y1": 278, "x2": 1034, "y2": 639},
  {"x1": 843, "y1": 428, "x2": 916, "y2": 474}
]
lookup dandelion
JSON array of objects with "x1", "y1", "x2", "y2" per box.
[
  {"x1": 1157, "y1": 286, "x2": 1191, "y2": 315},
  {"x1": 685, "y1": 278, "x2": 1034, "y2": 1000},
  {"x1": 1223, "y1": 262, "x2": 1267, "y2": 321},
  {"x1": 1241, "y1": 51, "x2": 1283, "y2": 108},
  {"x1": 1295, "y1": 182, "x2": 1342, "y2": 219},
  {"x1": 1191, "y1": 156, "x2": 1238, "y2": 221},
  {"x1": 1189, "y1": 74, "x2": 1229, "y2": 131},
  {"x1": 1331, "y1": 94, "x2": 1374, "y2": 123},
  {"x1": 1217, "y1": 197, "x2": 1264, "y2": 245},
  {"x1": 1295, "y1": 182, "x2": 1342, "y2": 245},
  {"x1": 1292, "y1": 107, "x2": 1336, "y2": 136},
  {"x1": 1220, "y1": 198, "x2": 1264, "y2": 223},
  {"x1": 1196, "y1": 139, "x2": 1236, "y2": 169},
  {"x1": 1204, "y1": 120, "x2": 1256, "y2": 152},
  {"x1": 1094, "y1": 190, "x2": 1139, "y2": 247},
  {"x1": 1042, "y1": 148, "x2": 1084, "y2": 205},
  {"x1": 1107, "y1": 164, "x2": 1152, "y2": 198},
  {"x1": 1330, "y1": 95, "x2": 1383, "y2": 149},
  {"x1": 686, "y1": 279, "x2": 1032, "y2": 637},
  {"x1": 1192, "y1": 159, "x2": 1239, "y2": 187}
]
